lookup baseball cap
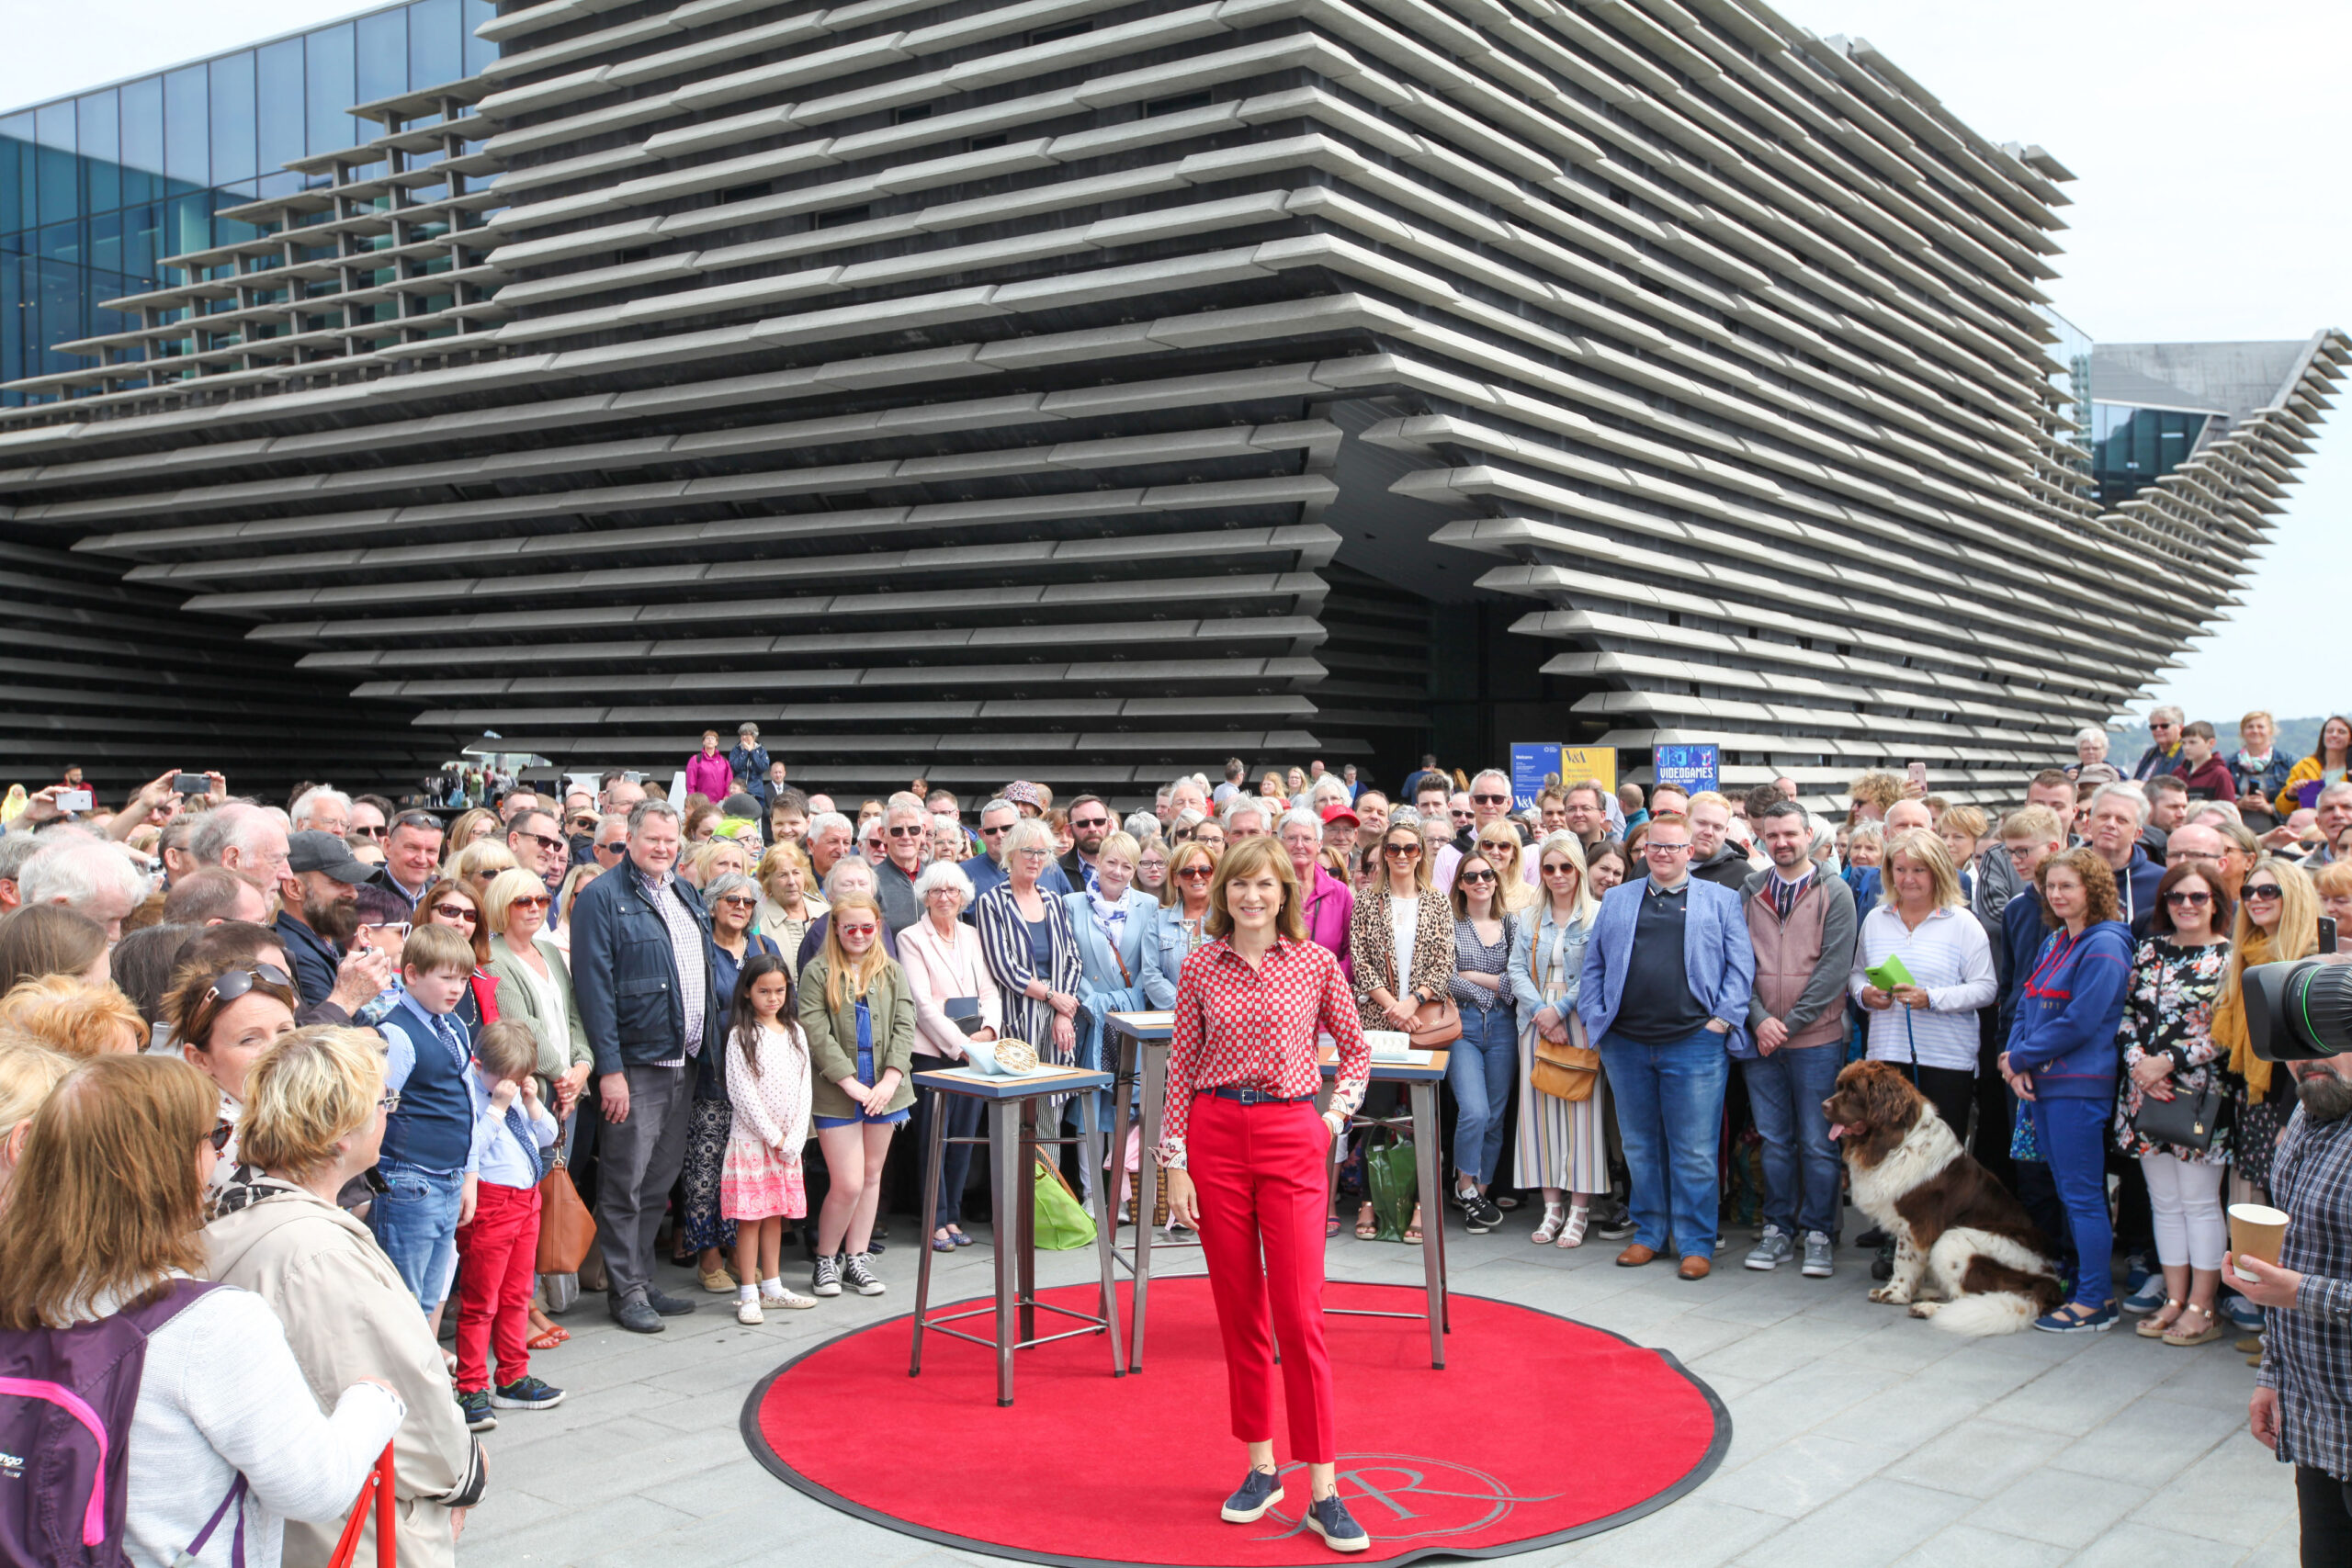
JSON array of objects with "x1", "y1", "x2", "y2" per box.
[
  {"x1": 1319, "y1": 803, "x2": 1360, "y2": 829},
  {"x1": 287, "y1": 829, "x2": 375, "y2": 885},
  {"x1": 1004, "y1": 781, "x2": 1044, "y2": 810}
]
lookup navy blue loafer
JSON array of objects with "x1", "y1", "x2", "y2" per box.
[
  {"x1": 1219, "y1": 1467, "x2": 1283, "y2": 1523},
  {"x1": 1306, "y1": 1493, "x2": 1370, "y2": 1552}
]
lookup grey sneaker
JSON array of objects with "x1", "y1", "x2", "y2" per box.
[
  {"x1": 841, "y1": 1253, "x2": 886, "y2": 1296},
  {"x1": 810, "y1": 1256, "x2": 842, "y2": 1297},
  {"x1": 1801, "y1": 1231, "x2": 1834, "y2": 1278},
  {"x1": 1744, "y1": 1224, "x2": 1793, "y2": 1271}
]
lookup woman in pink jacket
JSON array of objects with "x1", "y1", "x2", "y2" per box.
[
  {"x1": 684, "y1": 730, "x2": 734, "y2": 801},
  {"x1": 1280, "y1": 807, "x2": 1352, "y2": 983}
]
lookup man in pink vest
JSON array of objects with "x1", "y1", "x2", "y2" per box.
[{"x1": 1739, "y1": 799, "x2": 1858, "y2": 1280}]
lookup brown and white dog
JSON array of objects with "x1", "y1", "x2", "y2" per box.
[{"x1": 1824, "y1": 1060, "x2": 2064, "y2": 1335}]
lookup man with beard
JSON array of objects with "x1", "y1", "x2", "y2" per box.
[
  {"x1": 1058, "y1": 795, "x2": 1114, "y2": 893},
  {"x1": 275, "y1": 830, "x2": 376, "y2": 1010},
  {"x1": 2235, "y1": 1038, "x2": 2352, "y2": 1560}
]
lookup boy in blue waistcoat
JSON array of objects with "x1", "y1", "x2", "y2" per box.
[{"x1": 368, "y1": 923, "x2": 483, "y2": 1322}]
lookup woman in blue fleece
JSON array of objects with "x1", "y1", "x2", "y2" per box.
[{"x1": 2000, "y1": 847, "x2": 2135, "y2": 1332}]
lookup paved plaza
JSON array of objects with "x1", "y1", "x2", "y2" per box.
[{"x1": 461, "y1": 1218, "x2": 2302, "y2": 1568}]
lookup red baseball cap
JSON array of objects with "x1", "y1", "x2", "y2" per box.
[{"x1": 1319, "y1": 803, "x2": 1360, "y2": 828}]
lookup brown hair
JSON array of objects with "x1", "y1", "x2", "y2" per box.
[
  {"x1": 2149, "y1": 860, "x2": 2233, "y2": 939},
  {"x1": 0, "y1": 1055, "x2": 215, "y2": 1328},
  {"x1": 165, "y1": 959, "x2": 298, "y2": 1055},
  {"x1": 1379, "y1": 820, "x2": 1433, "y2": 893},
  {"x1": 416, "y1": 879, "x2": 488, "y2": 966},
  {"x1": 2036, "y1": 847, "x2": 2120, "y2": 930},
  {"x1": 1204, "y1": 836, "x2": 1308, "y2": 942},
  {"x1": 0, "y1": 976, "x2": 145, "y2": 1058},
  {"x1": 1450, "y1": 852, "x2": 1502, "y2": 920},
  {"x1": 0, "y1": 905, "x2": 108, "y2": 996},
  {"x1": 401, "y1": 919, "x2": 477, "y2": 978},
  {"x1": 238, "y1": 1025, "x2": 384, "y2": 1179},
  {"x1": 475, "y1": 1018, "x2": 538, "y2": 1081}
]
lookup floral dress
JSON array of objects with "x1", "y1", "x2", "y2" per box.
[{"x1": 2113, "y1": 936, "x2": 2236, "y2": 1165}]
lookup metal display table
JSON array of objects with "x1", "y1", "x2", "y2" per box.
[
  {"x1": 1102, "y1": 1010, "x2": 1451, "y2": 1371},
  {"x1": 908, "y1": 1064, "x2": 1124, "y2": 1405}
]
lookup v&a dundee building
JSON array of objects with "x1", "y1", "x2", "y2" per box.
[{"x1": 0, "y1": 0, "x2": 2339, "y2": 802}]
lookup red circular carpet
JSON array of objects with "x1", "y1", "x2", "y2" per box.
[{"x1": 741, "y1": 1278, "x2": 1726, "y2": 1565}]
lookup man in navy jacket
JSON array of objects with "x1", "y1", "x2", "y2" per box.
[
  {"x1": 1578, "y1": 811, "x2": 1755, "y2": 1280},
  {"x1": 570, "y1": 800, "x2": 719, "y2": 1334}
]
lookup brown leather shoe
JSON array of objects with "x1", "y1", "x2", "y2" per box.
[
  {"x1": 1615, "y1": 1243, "x2": 1657, "y2": 1268},
  {"x1": 1679, "y1": 1256, "x2": 1712, "y2": 1280}
]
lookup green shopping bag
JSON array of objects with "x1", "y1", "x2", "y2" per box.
[
  {"x1": 1033, "y1": 1152, "x2": 1097, "y2": 1250},
  {"x1": 1364, "y1": 1132, "x2": 1419, "y2": 1243}
]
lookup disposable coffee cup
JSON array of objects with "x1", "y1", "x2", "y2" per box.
[{"x1": 2228, "y1": 1202, "x2": 2290, "y2": 1282}]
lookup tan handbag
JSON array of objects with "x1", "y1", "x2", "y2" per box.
[
  {"x1": 1532, "y1": 1013, "x2": 1600, "y2": 1101},
  {"x1": 535, "y1": 1150, "x2": 599, "y2": 1276},
  {"x1": 1386, "y1": 939, "x2": 1461, "y2": 1047}
]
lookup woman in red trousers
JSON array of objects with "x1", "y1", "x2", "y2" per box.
[{"x1": 1160, "y1": 835, "x2": 1373, "y2": 1553}]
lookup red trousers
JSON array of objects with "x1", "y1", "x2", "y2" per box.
[
  {"x1": 1186, "y1": 1092, "x2": 1336, "y2": 1462},
  {"x1": 454, "y1": 1179, "x2": 541, "y2": 1393}
]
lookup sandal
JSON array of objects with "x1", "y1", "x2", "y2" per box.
[
  {"x1": 528, "y1": 1324, "x2": 565, "y2": 1350},
  {"x1": 1403, "y1": 1204, "x2": 1423, "y2": 1247},
  {"x1": 1532, "y1": 1201, "x2": 1567, "y2": 1245},
  {"x1": 1355, "y1": 1204, "x2": 1378, "y2": 1241},
  {"x1": 2135, "y1": 1298, "x2": 2186, "y2": 1338},
  {"x1": 2164, "y1": 1303, "x2": 2224, "y2": 1348},
  {"x1": 1326, "y1": 1214, "x2": 1344, "y2": 1237},
  {"x1": 1558, "y1": 1205, "x2": 1589, "y2": 1249}
]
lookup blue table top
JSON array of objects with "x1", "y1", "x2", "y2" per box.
[{"x1": 911, "y1": 1066, "x2": 1115, "y2": 1100}]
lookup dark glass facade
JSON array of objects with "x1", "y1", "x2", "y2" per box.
[
  {"x1": 2091, "y1": 401, "x2": 2211, "y2": 507},
  {"x1": 0, "y1": 0, "x2": 495, "y2": 401}
]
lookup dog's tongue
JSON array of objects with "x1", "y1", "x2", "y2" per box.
[{"x1": 1826, "y1": 1122, "x2": 1848, "y2": 1141}]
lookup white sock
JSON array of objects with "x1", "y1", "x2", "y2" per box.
[
  {"x1": 761, "y1": 1276, "x2": 783, "y2": 1295},
  {"x1": 736, "y1": 1283, "x2": 755, "y2": 1303}
]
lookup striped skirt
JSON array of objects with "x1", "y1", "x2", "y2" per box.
[{"x1": 1512, "y1": 995, "x2": 1609, "y2": 1194}]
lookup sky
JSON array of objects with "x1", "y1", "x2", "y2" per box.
[{"x1": 0, "y1": 0, "x2": 2343, "y2": 725}]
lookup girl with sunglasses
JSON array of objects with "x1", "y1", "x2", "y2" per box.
[{"x1": 164, "y1": 957, "x2": 299, "y2": 1188}]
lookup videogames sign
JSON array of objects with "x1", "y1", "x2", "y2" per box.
[
  {"x1": 1508, "y1": 745, "x2": 1618, "y2": 811},
  {"x1": 1653, "y1": 743, "x2": 1720, "y2": 796}
]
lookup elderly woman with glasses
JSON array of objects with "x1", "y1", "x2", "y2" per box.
[
  {"x1": 977, "y1": 818, "x2": 1087, "y2": 1078},
  {"x1": 1346, "y1": 818, "x2": 1456, "y2": 1244},
  {"x1": 899, "y1": 860, "x2": 999, "y2": 1249},
  {"x1": 166, "y1": 955, "x2": 300, "y2": 1188}
]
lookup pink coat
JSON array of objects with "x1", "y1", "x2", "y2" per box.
[
  {"x1": 684, "y1": 751, "x2": 733, "y2": 800},
  {"x1": 1301, "y1": 864, "x2": 1354, "y2": 984}
]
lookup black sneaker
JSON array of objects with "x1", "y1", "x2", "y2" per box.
[
  {"x1": 1306, "y1": 1494, "x2": 1371, "y2": 1553},
  {"x1": 1462, "y1": 1192, "x2": 1504, "y2": 1233},
  {"x1": 841, "y1": 1253, "x2": 887, "y2": 1296},
  {"x1": 811, "y1": 1256, "x2": 842, "y2": 1297},
  {"x1": 456, "y1": 1388, "x2": 496, "y2": 1433},
  {"x1": 490, "y1": 1375, "x2": 564, "y2": 1412},
  {"x1": 1220, "y1": 1467, "x2": 1283, "y2": 1523}
]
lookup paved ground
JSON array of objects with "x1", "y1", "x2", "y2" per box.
[{"x1": 458, "y1": 1213, "x2": 2303, "y2": 1567}]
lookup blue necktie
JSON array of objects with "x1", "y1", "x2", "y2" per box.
[{"x1": 505, "y1": 1103, "x2": 542, "y2": 1184}]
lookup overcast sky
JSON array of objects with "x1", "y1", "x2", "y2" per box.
[{"x1": 1, "y1": 0, "x2": 2342, "y2": 726}]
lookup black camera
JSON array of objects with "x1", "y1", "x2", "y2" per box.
[{"x1": 2241, "y1": 957, "x2": 2352, "y2": 1062}]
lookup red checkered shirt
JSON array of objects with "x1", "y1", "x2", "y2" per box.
[{"x1": 1158, "y1": 935, "x2": 1369, "y2": 1169}]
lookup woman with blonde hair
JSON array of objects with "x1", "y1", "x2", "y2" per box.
[
  {"x1": 755, "y1": 840, "x2": 825, "y2": 975},
  {"x1": 1508, "y1": 831, "x2": 1606, "y2": 1246},
  {"x1": 207, "y1": 1027, "x2": 485, "y2": 1567},
  {"x1": 2212, "y1": 856, "x2": 2321, "y2": 1196},
  {"x1": 0, "y1": 1037, "x2": 73, "y2": 1202},
  {"x1": 798, "y1": 892, "x2": 915, "y2": 1299},
  {"x1": 442, "y1": 807, "x2": 498, "y2": 859},
  {"x1": 483, "y1": 869, "x2": 589, "y2": 1114},
  {"x1": 446, "y1": 839, "x2": 517, "y2": 907},
  {"x1": 1849, "y1": 829, "x2": 1996, "y2": 1139},
  {"x1": 1144, "y1": 840, "x2": 1219, "y2": 1008},
  {"x1": 1, "y1": 1055, "x2": 405, "y2": 1568},
  {"x1": 1476, "y1": 823, "x2": 1539, "y2": 914},
  {"x1": 0, "y1": 974, "x2": 144, "y2": 1056},
  {"x1": 548, "y1": 862, "x2": 603, "y2": 962}
]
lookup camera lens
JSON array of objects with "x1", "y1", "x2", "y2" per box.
[{"x1": 2242, "y1": 958, "x2": 2352, "y2": 1062}]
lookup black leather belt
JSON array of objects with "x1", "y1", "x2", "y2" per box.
[{"x1": 1206, "y1": 1087, "x2": 1316, "y2": 1106}]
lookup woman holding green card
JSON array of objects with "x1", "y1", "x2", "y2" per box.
[{"x1": 1849, "y1": 829, "x2": 1997, "y2": 1139}]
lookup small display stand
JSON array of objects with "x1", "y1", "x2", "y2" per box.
[
  {"x1": 1321, "y1": 1043, "x2": 1453, "y2": 1370},
  {"x1": 908, "y1": 1064, "x2": 1123, "y2": 1406}
]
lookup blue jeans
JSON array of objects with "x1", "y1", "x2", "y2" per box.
[
  {"x1": 1741, "y1": 1043, "x2": 1844, "y2": 1236},
  {"x1": 1446, "y1": 1005, "x2": 1517, "y2": 1186},
  {"x1": 1599, "y1": 1027, "x2": 1730, "y2": 1259},
  {"x1": 368, "y1": 1157, "x2": 467, "y2": 1310},
  {"x1": 2031, "y1": 1095, "x2": 2114, "y2": 1309}
]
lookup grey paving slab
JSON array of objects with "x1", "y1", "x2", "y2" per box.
[{"x1": 450, "y1": 1217, "x2": 2301, "y2": 1565}]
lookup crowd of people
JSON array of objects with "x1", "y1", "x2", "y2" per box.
[{"x1": 1, "y1": 703, "x2": 2349, "y2": 1561}]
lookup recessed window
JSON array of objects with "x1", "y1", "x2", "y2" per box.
[
  {"x1": 1030, "y1": 20, "x2": 1090, "y2": 44},
  {"x1": 812, "y1": 205, "x2": 871, "y2": 230},
  {"x1": 717, "y1": 182, "x2": 772, "y2": 204},
  {"x1": 968, "y1": 133, "x2": 1009, "y2": 151},
  {"x1": 894, "y1": 104, "x2": 932, "y2": 124},
  {"x1": 1145, "y1": 91, "x2": 1212, "y2": 118}
]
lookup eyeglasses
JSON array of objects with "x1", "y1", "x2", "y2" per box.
[
  {"x1": 979, "y1": 822, "x2": 1010, "y2": 838},
  {"x1": 1013, "y1": 847, "x2": 1049, "y2": 859},
  {"x1": 1177, "y1": 866, "x2": 1215, "y2": 881},
  {"x1": 1457, "y1": 869, "x2": 1496, "y2": 884},
  {"x1": 1473, "y1": 794, "x2": 1509, "y2": 805},
  {"x1": 717, "y1": 894, "x2": 757, "y2": 908},
  {"x1": 363, "y1": 920, "x2": 412, "y2": 940},
  {"x1": 2243, "y1": 885, "x2": 2282, "y2": 902},
  {"x1": 432, "y1": 903, "x2": 479, "y2": 923},
  {"x1": 208, "y1": 1119, "x2": 235, "y2": 1154},
  {"x1": 513, "y1": 830, "x2": 564, "y2": 855},
  {"x1": 594, "y1": 840, "x2": 626, "y2": 857},
  {"x1": 508, "y1": 895, "x2": 552, "y2": 910},
  {"x1": 353, "y1": 824, "x2": 388, "y2": 840},
  {"x1": 1541, "y1": 863, "x2": 1577, "y2": 876},
  {"x1": 886, "y1": 824, "x2": 926, "y2": 838},
  {"x1": 2165, "y1": 890, "x2": 2212, "y2": 907},
  {"x1": 378, "y1": 1090, "x2": 401, "y2": 1114},
  {"x1": 1072, "y1": 815, "x2": 1109, "y2": 829},
  {"x1": 202, "y1": 963, "x2": 293, "y2": 1006},
  {"x1": 1645, "y1": 841, "x2": 1691, "y2": 855},
  {"x1": 1384, "y1": 843, "x2": 1421, "y2": 858}
]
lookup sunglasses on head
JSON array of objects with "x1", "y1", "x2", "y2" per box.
[
  {"x1": 392, "y1": 811, "x2": 441, "y2": 833},
  {"x1": 202, "y1": 963, "x2": 293, "y2": 1006}
]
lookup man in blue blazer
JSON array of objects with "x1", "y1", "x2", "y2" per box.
[{"x1": 1578, "y1": 811, "x2": 1756, "y2": 1279}]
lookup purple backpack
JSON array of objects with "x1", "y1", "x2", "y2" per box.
[{"x1": 0, "y1": 1277, "x2": 248, "y2": 1567}]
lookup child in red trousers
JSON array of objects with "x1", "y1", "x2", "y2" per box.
[{"x1": 452, "y1": 1020, "x2": 562, "y2": 1432}]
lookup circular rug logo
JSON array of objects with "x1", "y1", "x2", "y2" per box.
[{"x1": 1250, "y1": 1454, "x2": 1562, "y2": 1546}]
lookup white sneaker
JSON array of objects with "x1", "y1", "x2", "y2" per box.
[
  {"x1": 762, "y1": 1286, "x2": 819, "y2": 1312},
  {"x1": 736, "y1": 1298, "x2": 764, "y2": 1325}
]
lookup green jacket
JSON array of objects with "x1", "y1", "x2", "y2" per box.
[
  {"x1": 799, "y1": 953, "x2": 918, "y2": 1122},
  {"x1": 486, "y1": 933, "x2": 593, "y2": 1092}
]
